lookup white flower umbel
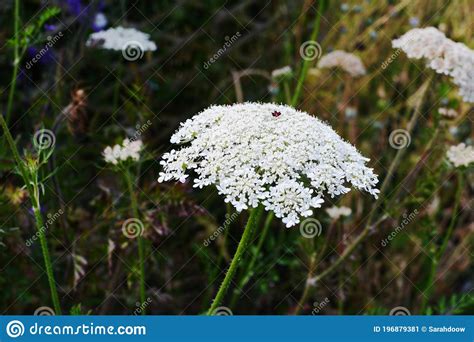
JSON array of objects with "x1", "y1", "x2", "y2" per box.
[
  {"x1": 103, "y1": 138, "x2": 143, "y2": 165},
  {"x1": 326, "y1": 206, "x2": 352, "y2": 220},
  {"x1": 438, "y1": 107, "x2": 458, "y2": 119},
  {"x1": 158, "y1": 103, "x2": 379, "y2": 227},
  {"x1": 447, "y1": 143, "x2": 474, "y2": 168},
  {"x1": 317, "y1": 50, "x2": 366, "y2": 77},
  {"x1": 102, "y1": 137, "x2": 146, "y2": 311},
  {"x1": 392, "y1": 27, "x2": 474, "y2": 103},
  {"x1": 86, "y1": 26, "x2": 157, "y2": 52},
  {"x1": 271, "y1": 65, "x2": 293, "y2": 80}
]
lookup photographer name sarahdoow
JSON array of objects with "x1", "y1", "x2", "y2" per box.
[{"x1": 374, "y1": 325, "x2": 466, "y2": 333}]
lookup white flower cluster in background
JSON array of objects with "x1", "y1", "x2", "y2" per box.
[
  {"x1": 446, "y1": 143, "x2": 474, "y2": 168},
  {"x1": 271, "y1": 65, "x2": 293, "y2": 80},
  {"x1": 93, "y1": 13, "x2": 108, "y2": 30},
  {"x1": 326, "y1": 206, "x2": 352, "y2": 220},
  {"x1": 158, "y1": 103, "x2": 379, "y2": 227},
  {"x1": 438, "y1": 107, "x2": 458, "y2": 118},
  {"x1": 392, "y1": 27, "x2": 474, "y2": 103},
  {"x1": 103, "y1": 138, "x2": 143, "y2": 165},
  {"x1": 317, "y1": 50, "x2": 367, "y2": 77},
  {"x1": 86, "y1": 26, "x2": 157, "y2": 51}
]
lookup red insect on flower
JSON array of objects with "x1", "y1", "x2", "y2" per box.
[{"x1": 272, "y1": 111, "x2": 281, "y2": 117}]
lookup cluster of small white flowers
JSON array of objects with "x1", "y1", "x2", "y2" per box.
[
  {"x1": 158, "y1": 103, "x2": 379, "y2": 227},
  {"x1": 317, "y1": 50, "x2": 367, "y2": 77},
  {"x1": 326, "y1": 206, "x2": 352, "y2": 220},
  {"x1": 86, "y1": 26, "x2": 157, "y2": 51},
  {"x1": 103, "y1": 138, "x2": 143, "y2": 165},
  {"x1": 271, "y1": 66, "x2": 293, "y2": 79},
  {"x1": 438, "y1": 107, "x2": 458, "y2": 118},
  {"x1": 392, "y1": 27, "x2": 474, "y2": 103},
  {"x1": 93, "y1": 13, "x2": 108, "y2": 29},
  {"x1": 446, "y1": 143, "x2": 474, "y2": 168}
]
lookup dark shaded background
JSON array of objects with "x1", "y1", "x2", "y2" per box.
[{"x1": 0, "y1": 0, "x2": 473, "y2": 315}]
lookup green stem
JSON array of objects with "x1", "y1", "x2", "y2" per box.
[
  {"x1": 0, "y1": 114, "x2": 28, "y2": 182},
  {"x1": 293, "y1": 251, "x2": 317, "y2": 315},
  {"x1": 124, "y1": 168, "x2": 146, "y2": 314},
  {"x1": 6, "y1": 0, "x2": 20, "y2": 125},
  {"x1": 229, "y1": 211, "x2": 274, "y2": 308},
  {"x1": 207, "y1": 206, "x2": 263, "y2": 315},
  {"x1": 386, "y1": 126, "x2": 440, "y2": 209},
  {"x1": 291, "y1": 0, "x2": 324, "y2": 107},
  {"x1": 437, "y1": 172, "x2": 463, "y2": 258},
  {"x1": 0, "y1": 113, "x2": 62, "y2": 314},
  {"x1": 33, "y1": 198, "x2": 62, "y2": 314},
  {"x1": 421, "y1": 171, "x2": 464, "y2": 312},
  {"x1": 283, "y1": 82, "x2": 292, "y2": 104},
  {"x1": 293, "y1": 221, "x2": 336, "y2": 315}
]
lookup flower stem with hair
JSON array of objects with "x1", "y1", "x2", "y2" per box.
[
  {"x1": 0, "y1": 114, "x2": 62, "y2": 314},
  {"x1": 124, "y1": 167, "x2": 146, "y2": 314},
  {"x1": 5, "y1": 0, "x2": 20, "y2": 125},
  {"x1": 229, "y1": 211, "x2": 273, "y2": 309},
  {"x1": 291, "y1": 0, "x2": 325, "y2": 106},
  {"x1": 207, "y1": 205, "x2": 263, "y2": 315}
]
